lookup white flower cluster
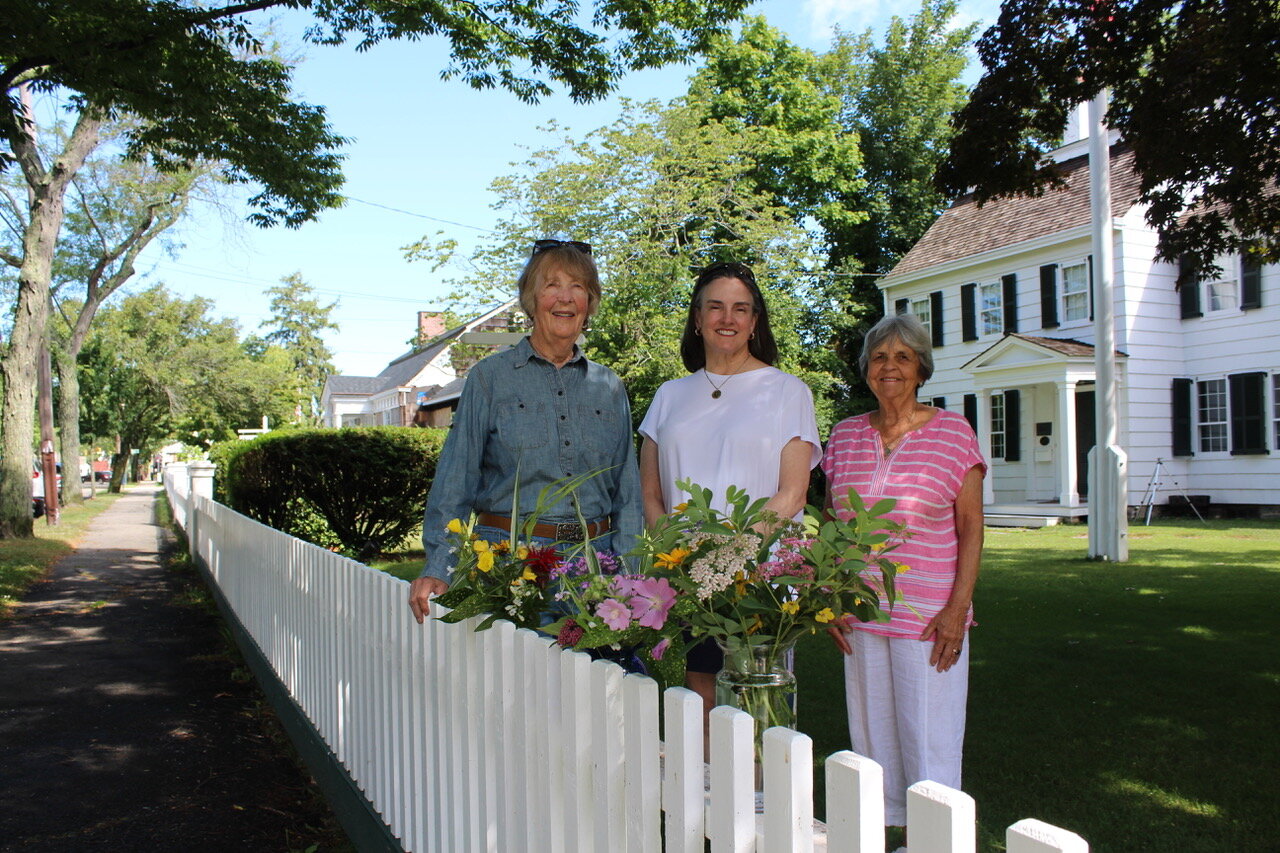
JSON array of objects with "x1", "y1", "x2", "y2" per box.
[{"x1": 688, "y1": 531, "x2": 761, "y2": 600}]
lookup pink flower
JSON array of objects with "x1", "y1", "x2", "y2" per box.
[
  {"x1": 651, "y1": 637, "x2": 671, "y2": 660},
  {"x1": 596, "y1": 598, "x2": 633, "y2": 631},
  {"x1": 626, "y1": 576, "x2": 678, "y2": 629}
]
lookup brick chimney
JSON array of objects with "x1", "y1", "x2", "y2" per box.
[{"x1": 417, "y1": 311, "x2": 448, "y2": 344}]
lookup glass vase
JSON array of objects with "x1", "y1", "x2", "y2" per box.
[{"x1": 715, "y1": 636, "x2": 798, "y2": 763}]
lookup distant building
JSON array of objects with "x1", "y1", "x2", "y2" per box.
[{"x1": 320, "y1": 301, "x2": 522, "y2": 428}]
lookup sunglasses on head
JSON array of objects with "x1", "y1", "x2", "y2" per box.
[{"x1": 531, "y1": 239, "x2": 592, "y2": 256}]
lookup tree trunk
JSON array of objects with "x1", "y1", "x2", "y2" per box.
[
  {"x1": 53, "y1": 348, "x2": 85, "y2": 507},
  {"x1": 108, "y1": 447, "x2": 130, "y2": 494},
  {"x1": 0, "y1": 108, "x2": 101, "y2": 537}
]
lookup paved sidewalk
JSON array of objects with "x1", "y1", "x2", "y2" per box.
[{"x1": 0, "y1": 486, "x2": 343, "y2": 851}]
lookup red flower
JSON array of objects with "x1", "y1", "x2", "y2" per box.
[{"x1": 523, "y1": 545, "x2": 560, "y2": 588}]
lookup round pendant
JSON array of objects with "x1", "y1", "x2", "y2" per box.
[{"x1": 711, "y1": 389, "x2": 722, "y2": 399}]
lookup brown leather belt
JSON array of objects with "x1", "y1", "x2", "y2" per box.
[{"x1": 476, "y1": 512, "x2": 610, "y2": 543}]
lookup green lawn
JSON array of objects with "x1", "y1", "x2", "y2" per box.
[
  {"x1": 372, "y1": 520, "x2": 1279, "y2": 851},
  {"x1": 0, "y1": 490, "x2": 126, "y2": 616},
  {"x1": 796, "y1": 519, "x2": 1280, "y2": 851}
]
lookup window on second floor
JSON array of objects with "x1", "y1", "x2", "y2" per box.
[
  {"x1": 1274, "y1": 373, "x2": 1280, "y2": 451},
  {"x1": 980, "y1": 282, "x2": 1003, "y2": 336},
  {"x1": 1061, "y1": 262, "x2": 1090, "y2": 322},
  {"x1": 1205, "y1": 261, "x2": 1238, "y2": 312},
  {"x1": 910, "y1": 296, "x2": 931, "y2": 335},
  {"x1": 1197, "y1": 378, "x2": 1228, "y2": 452}
]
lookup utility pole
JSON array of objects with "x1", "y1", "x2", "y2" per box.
[
  {"x1": 1086, "y1": 89, "x2": 1127, "y2": 560},
  {"x1": 38, "y1": 343, "x2": 59, "y2": 525}
]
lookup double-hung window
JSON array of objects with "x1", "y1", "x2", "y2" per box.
[
  {"x1": 1274, "y1": 374, "x2": 1280, "y2": 450},
  {"x1": 1061, "y1": 261, "x2": 1089, "y2": 322},
  {"x1": 980, "y1": 282, "x2": 1003, "y2": 336},
  {"x1": 990, "y1": 393, "x2": 1006, "y2": 459},
  {"x1": 910, "y1": 296, "x2": 931, "y2": 336},
  {"x1": 1197, "y1": 379, "x2": 1228, "y2": 452}
]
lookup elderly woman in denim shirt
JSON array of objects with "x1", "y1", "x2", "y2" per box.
[{"x1": 408, "y1": 240, "x2": 643, "y2": 622}]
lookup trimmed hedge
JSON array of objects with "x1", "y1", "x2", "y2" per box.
[{"x1": 211, "y1": 427, "x2": 447, "y2": 560}]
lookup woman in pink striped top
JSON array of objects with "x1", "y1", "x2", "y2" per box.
[{"x1": 822, "y1": 313, "x2": 986, "y2": 841}]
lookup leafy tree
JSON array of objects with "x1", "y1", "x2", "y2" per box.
[
  {"x1": 0, "y1": 0, "x2": 752, "y2": 536},
  {"x1": 937, "y1": 0, "x2": 1280, "y2": 276},
  {"x1": 821, "y1": 0, "x2": 976, "y2": 275},
  {"x1": 79, "y1": 285, "x2": 292, "y2": 491},
  {"x1": 423, "y1": 100, "x2": 838, "y2": 431},
  {"x1": 260, "y1": 273, "x2": 337, "y2": 422}
]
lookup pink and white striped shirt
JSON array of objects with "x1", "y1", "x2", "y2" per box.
[{"x1": 821, "y1": 409, "x2": 986, "y2": 639}]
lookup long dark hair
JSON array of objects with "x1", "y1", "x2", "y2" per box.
[{"x1": 679, "y1": 261, "x2": 778, "y2": 372}]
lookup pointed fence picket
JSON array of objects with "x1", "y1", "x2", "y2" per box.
[{"x1": 163, "y1": 467, "x2": 1089, "y2": 853}]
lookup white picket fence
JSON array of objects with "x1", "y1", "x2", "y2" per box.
[{"x1": 163, "y1": 465, "x2": 1089, "y2": 853}]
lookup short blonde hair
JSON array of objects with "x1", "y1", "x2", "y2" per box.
[{"x1": 515, "y1": 244, "x2": 601, "y2": 322}]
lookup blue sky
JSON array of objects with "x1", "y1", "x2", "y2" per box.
[{"x1": 140, "y1": 0, "x2": 1000, "y2": 379}]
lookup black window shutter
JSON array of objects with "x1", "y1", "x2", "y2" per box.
[
  {"x1": 1228, "y1": 372, "x2": 1267, "y2": 454},
  {"x1": 930, "y1": 290, "x2": 944, "y2": 347},
  {"x1": 1241, "y1": 256, "x2": 1262, "y2": 310},
  {"x1": 1179, "y1": 256, "x2": 1203, "y2": 318},
  {"x1": 1002, "y1": 273, "x2": 1019, "y2": 333},
  {"x1": 932, "y1": 396, "x2": 946, "y2": 410},
  {"x1": 895, "y1": 297, "x2": 909, "y2": 316},
  {"x1": 1039, "y1": 264, "x2": 1059, "y2": 329},
  {"x1": 1004, "y1": 389, "x2": 1022, "y2": 461},
  {"x1": 1087, "y1": 254, "x2": 1095, "y2": 321},
  {"x1": 961, "y1": 283, "x2": 977, "y2": 341},
  {"x1": 1171, "y1": 378, "x2": 1194, "y2": 457},
  {"x1": 963, "y1": 393, "x2": 978, "y2": 432}
]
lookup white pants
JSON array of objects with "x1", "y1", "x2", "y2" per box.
[{"x1": 842, "y1": 631, "x2": 969, "y2": 825}]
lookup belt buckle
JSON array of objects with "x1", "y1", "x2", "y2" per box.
[{"x1": 555, "y1": 521, "x2": 585, "y2": 542}]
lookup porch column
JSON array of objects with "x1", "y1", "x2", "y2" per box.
[
  {"x1": 1057, "y1": 381, "x2": 1080, "y2": 507},
  {"x1": 977, "y1": 389, "x2": 995, "y2": 504}
]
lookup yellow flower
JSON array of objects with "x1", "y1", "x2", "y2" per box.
[
  {"x1": 655, "y1": 547, "x2": 691, "y2": 569},
  {"x1": 893, "y1": 562, "x2": 909, "y2": 574},
  {"x1": 781, "y1": 600, "x2": 800, "y2": 616},
  {"x1": 521, "y1": 566, "x2": 537, "y2": 582},
  {"x1": 446, "y1": 518, "x2": 464, "y2": 535},
  {"x1": 494, "y1": 540, "x2": 511, "y2": 554},
  {"x1": 477, "y1": 550, "x2": 495, "y2": 573},
  {"x1": 854, "y1": 597, "x2": 863, "y2": 606},
  {"x1": 473, "y1": 539, "x2": 491, "y2": 553},
  {"x1": 815, "y1": 607, "x2": 835, "y2": 624},
  {"x1": 674, "y1": 502, "x2": 689, "y2": 512},
  {"x1": 516, "y1": 545, "x2": 529, "y2": 559},
  {"x1": 746, "y1": 615, "x2": 763, "y2": 635}
]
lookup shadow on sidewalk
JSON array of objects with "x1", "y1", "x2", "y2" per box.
[{"x1": 0, "y1": 486, "x2": 349, "y2": 851}]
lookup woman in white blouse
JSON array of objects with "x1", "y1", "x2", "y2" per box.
[{"x1": 638, "y1": 261, "x2": 821, "y2": 716}]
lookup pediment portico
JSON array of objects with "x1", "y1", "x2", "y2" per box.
[{"x1": 961, "y1": 334, "x2": 1126, "y2": 511}]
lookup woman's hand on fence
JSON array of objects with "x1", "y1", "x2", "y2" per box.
[{"x1": 409, "y1": 576, "x2": 450, "y2": 624}]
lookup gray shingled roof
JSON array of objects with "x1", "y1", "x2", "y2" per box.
[
  {"x1": 325, "y1": 375, "x2": 386, "y2": 395},
  {"x1": 885, "y1": 146, "x2": 1144, "y2": 281},
  {"x1": 421, "y1": 376, "x2": 466, "y2": 407},
  {"x1": 374, "y1": 327, "x2": 465, "y2": 390}
]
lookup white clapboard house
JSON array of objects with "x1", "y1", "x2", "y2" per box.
[{"x1": 878, "y1": 126, "x2": 1278, "y2": 522}]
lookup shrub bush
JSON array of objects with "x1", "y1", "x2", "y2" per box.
[{"x1": 214, "y1": 427, "x2": 447, "y2": 560}]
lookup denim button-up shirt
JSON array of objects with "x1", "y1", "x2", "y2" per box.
[{"x1": 420, "y1": 337, "x2": 643, "y2": 582}]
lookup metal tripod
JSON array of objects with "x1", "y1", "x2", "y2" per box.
[{"x1": 1140, "y1": 458, "x2": 1206, "y2": 525}]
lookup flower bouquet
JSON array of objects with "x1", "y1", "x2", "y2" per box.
[
  {"x1": 433, "y1": 472, "x2": 596, "y2": 631},
  {"x1": 640, "y1": 478, "x2": 909, "y2": 742},
  {"x1": 544, "y1": 548, "x2": 688, "y2": 691}
]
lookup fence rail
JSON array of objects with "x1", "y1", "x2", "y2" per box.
[{"x1": 163, "y1": 466, "x2": 1089, "y2": 853}]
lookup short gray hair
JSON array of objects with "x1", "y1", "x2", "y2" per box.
[{"x1": 858, "y1": 313, "x2": 934, "y2": 386}]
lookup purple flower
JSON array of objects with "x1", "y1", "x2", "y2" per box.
[
  {"x1": 651, "y1": 637, "x2": 671, "y2": 661},
  {"x1": 626, "y1": 577, "x2": 677, "y2": 629},
  {"x1": 596, "y1": 598, "x2": 633, "y2": 631}
]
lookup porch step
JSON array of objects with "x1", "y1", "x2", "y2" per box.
[{"x1": 984, "y1": 513, "x2": 1062, "y2": 528}]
